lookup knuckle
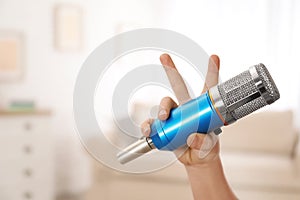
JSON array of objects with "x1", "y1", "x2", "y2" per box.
[
  {"x1": 160, "y1": 96, "x2": 174, "y2": 107},
  {"x1": 140, "y1": 122, "x2": 147, "y2": 128},
  {"x1": 148, "y1": 118, "x2": 154, "y2": 124},
  {"x1": 161, "y1": 96, "x2": 172, "y2": 103}
]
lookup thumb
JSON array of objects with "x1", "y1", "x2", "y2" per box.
[
  {"x1": 186, "y1": 132, "x2": 219, "y2": 158},
  {"x1": 186, "y1": 133, "x2": 206, "y2": 150},
  {"x1": 198, "y1": 132, "x2": 219, "y2": 159}
]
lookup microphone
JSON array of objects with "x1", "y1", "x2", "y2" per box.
[{"x1": 117, "y1": 63, "x2": 280, "y2": 164}]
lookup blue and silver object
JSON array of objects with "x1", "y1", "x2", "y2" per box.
[{"x1": 117, "y1": 64, "x2": 280, "y2": 164}]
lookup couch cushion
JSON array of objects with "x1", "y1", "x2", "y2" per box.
[
  {"x1": 221, "y1": 151, "x2": 300, "y2": 190},
  {"x1": 220, "y1": 110, "x2": 297, "y2": 156}
]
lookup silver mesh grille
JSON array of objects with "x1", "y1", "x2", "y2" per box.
[
  {"x1": 233, "y1": 96, "x2": 267, "y2": 119},
  {"x1": 255, "y1": 63, "x2": 280, "y2": 103},
  {"x1": 218, "y1": 71, "x2": 257, "y2": 106},
  {"x1": 217, "y1": 64, "x2": 280, "y2": 120}
]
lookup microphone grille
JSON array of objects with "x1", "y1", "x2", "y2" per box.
[
  {"x1": 255, "y1": 63, "x2": 280, "y2": 102},
  {"x1": 218, "y1": 64, "x2": 280, "y2": 120}
]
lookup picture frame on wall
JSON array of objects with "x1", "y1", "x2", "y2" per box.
[
  {"x1": 0, "y1": 31, "x2": 23, "y2": 81},
  {"x1": 54, "y1": 5, "x2": 83, "y2": 51}
]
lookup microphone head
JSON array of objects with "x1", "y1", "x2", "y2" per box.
[
  {"x1": 255, "y1": 63, "x2": 280, "y2": 103},
  {"x1": 216, "y1": 63, "x2": 280, "y2": 121}
]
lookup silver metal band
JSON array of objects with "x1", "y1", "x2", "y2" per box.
[
  {"x1": 146, "y1": 137, "x2": 155, "y2": 149},
  {"x1": 209, "y1": 86, "x2": 236, "y2": 125},
  {"x1": 117, "y1": 137, "x2": 155, "y2": 164}
]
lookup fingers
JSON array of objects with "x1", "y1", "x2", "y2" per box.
[
  {"x1": 158, "y1": 97, "x2": 178, "y2": 120},
  {"x1": 140, "y1": 118, "x2": 154, "y2": 137},
  {"x1": 160, "y1": 54, "x2": 191, "y2": 104},
  {"x1": 141, "y1": 96, "x2": 177, "y2": 137},
  {"x1": 198, "y1": 132, "x2": 219, "y2": 158},
  {"x1": 201, "y1": 55, "x2": 220, "y2": 94},
  {"x1": 186, "y1": 132, "x2": 219, "y2": 158},
  {"x1": 186, "y1": 133, "x2": 206, "y2": 150}
]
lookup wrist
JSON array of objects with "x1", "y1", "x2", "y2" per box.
[
  {"x1": 184, "y1": 156, "x2": 237, "y2": 200},
  {"x1": 184, "y1": 155, "x2": 224, "y2": 183}
]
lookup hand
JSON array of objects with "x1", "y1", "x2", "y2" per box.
[
  {"x1": 141, "y1": 53, "x2": 221, "y2": 166},
  {"x1": 141, "y1": 54, "x2": 237, "y2": 200}
]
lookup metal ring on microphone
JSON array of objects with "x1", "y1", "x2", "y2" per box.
[{"x1": 208, "y1": 86, "x2": 236, "y2": 125}]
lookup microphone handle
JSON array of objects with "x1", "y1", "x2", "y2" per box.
[{"x1": 150, "y1": 89, "x2": 224, "y2": 150}]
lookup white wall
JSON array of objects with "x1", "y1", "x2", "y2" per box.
[
  {"x1": 0, "y1": 1, "x2": 168, "y2": 193},
  {"x1": 0, "y1": 0, "x2": 299, "y2": 138},
  {"x1": 163, "y1": 0, "x2": 300, "y2": 112},
  {"x1": 0, "y1": 0, "x2": 170, "y2": 119}
]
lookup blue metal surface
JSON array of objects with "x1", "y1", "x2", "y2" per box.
[{"x1": 150, "y1": 92, "x2": 224, "y2": 150}]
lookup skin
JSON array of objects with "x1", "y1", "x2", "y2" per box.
[{"x1": 141, "y1": 54, "x2": 237, "y2": 200}]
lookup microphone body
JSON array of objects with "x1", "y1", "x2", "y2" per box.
[
  {"x1": 150, "y1": 92, "x2": 223, "y2": 150},
  {"x1": 117, "y1": 63, "x2": 280, "y2": 164}
]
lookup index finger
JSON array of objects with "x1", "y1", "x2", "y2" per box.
[{"x1": 160, "y1": 54, "x2": 191, "y2": 104}]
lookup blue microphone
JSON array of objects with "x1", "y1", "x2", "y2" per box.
[
  {"x1": 149, "y1": 92, "x2": 223, "y2": 151},
  {"x1": 117, "y1": 64, "x2": 280, "y2": 164}
]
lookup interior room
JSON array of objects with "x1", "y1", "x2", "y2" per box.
[{"x1": 0, "y1": 0, "x2": 299, "y2": 200}]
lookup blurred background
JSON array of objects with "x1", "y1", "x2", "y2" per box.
[{"x1": 0, "y1": 0, "x2": 299, "y2": 200}]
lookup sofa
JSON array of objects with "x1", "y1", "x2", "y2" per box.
[
  {"x1": 84, "y1": 110, "x2": 300, "y2": 200},
  {"x1": 220, "y1": 110, "x2": 300, "y2": 199}
]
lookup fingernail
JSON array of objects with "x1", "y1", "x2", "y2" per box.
[
  {"x1": 186, "y1": 135, "x2": 193, "y2": 147},
  {"x1": 198, "y1": 133, "x2": 218, "y2": 159},
  {"x1": 186, "y1": 134, "x2": 199, "y2": 149},
  {"x1": 159, "y1": 109, "x2": 167, "y2": 117},
  {"x1": 198, "y1": 150, "x2": 209, "y2": 159},
  {"x1": 198, "y1": 135, "x2": 213, "y2": 159},
  {"x1": 142, "y1": 126, "x2": 150, "y2": 135}
]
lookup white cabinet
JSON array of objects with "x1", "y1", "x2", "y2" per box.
[{"x1": 0, "y1": 111, "x2": 54, "y2": 200}]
